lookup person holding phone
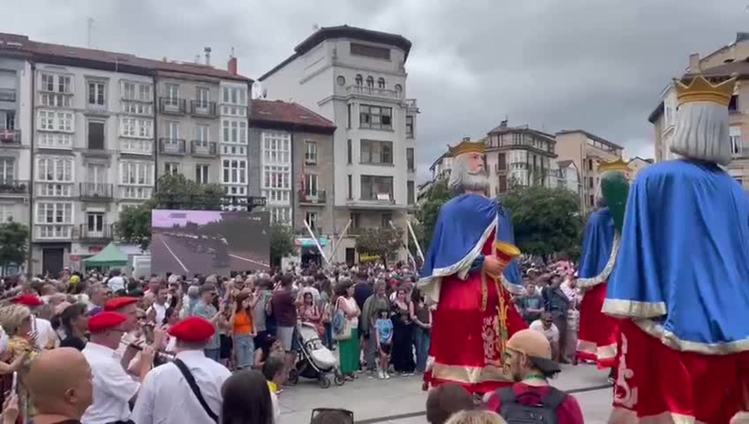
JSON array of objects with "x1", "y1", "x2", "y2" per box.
[{"x1": 190, "y1": 284, "x2": 225, "y2": 363}]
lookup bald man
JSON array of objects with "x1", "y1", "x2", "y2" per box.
[{"x1": 25, "y1": 347, "x2": 93, "y2": 424}]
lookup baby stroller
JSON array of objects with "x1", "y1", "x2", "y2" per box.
[{"x1": 288, "y1": 322, "x2": 345, "y2": 388}]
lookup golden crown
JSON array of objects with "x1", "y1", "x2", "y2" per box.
[
  {"x1": 598, "y1": 158, "x2": 629, "y2": 173},
  {"x1": 674, "y1": 75, "x2": 736, "y2": 107},
  {"x1": 448, "y1": 139, "x2": 485, "y2": 156}
]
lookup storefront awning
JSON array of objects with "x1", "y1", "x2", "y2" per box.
[{"x1": 294, "y1": 237, "x2": 330, "y2": 248}]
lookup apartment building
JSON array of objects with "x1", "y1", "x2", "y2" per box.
[
  {"x1": 650, "y1": 33, "x2": 749, "y2": 187},
  {"x1": 627, "y1": 157, "x2": 653, "y2": 179},
  {"x1": 259, "y1": 26, "x2": 418, "y2": 264},
  {"x1": 0, "y1": 33, "x2": 252, "y2": 275},
  {"x1": 249, "y1": 100, "x2": 336, "y2": 251},
  {"x1": 555, "y1": 130, "x2": 624, "y2": 213}
]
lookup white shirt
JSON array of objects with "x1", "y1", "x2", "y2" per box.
[
  {"x1": 34, "y1": 317, "x2": 56, "y2": 350},
  {"x1": 107, "y1": 275, "x2": 125, "y2": 292},
  {"x1": 150, "y1": 302, "x2": 167, "y2": 325},
  {"x1": 81, "y1": 342, "x2": 140, "y2": 424},
  {"x1": 270, "y1": 389, "x2": 281, "y2": 423},
  {"x1": 530, "y1": 320, "x2": 560, "y2": 343},
  {"x1": 132, "y1": 349, "x2": 231, "y2": 424}
]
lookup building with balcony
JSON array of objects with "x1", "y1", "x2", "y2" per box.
[
  {"x1": 259, "y1": 25, "x2": 418, "y2": 265},
  {"x1": 650, "y1": 33, "x2": 749, "y2": 187},
  {"x1": 249, "y1": 100, "x2": 336, "y2": 261}
]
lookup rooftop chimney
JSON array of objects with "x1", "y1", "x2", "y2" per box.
[
  {"x1": 688, "y1": 53, "x2": 701, "y2": 73},
  {"x1": 228, "y1": 56, "x2": 238, "y2": 75},
  {"x1": 204, "y1": 47, "x2": 212, "y2": 66},
  {"x1": 462, "y1": 137, "x2": 471, "y2": 142}
]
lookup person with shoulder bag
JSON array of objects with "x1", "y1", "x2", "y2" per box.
[{"x1": 333, "y1": 282, "x2": 360, "y2": 380}]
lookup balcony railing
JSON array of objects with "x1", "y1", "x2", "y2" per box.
[
  {"x1": 159, "y1": 97, "x2": 187, "y2": 114},
  {"x1": 299, "y1": 190, "x2": 327, "y2": 204},
  {"x1": 191, "y1": 140, "x2": 218, "y2": 157},
  {"x1": 35, "y1": 182, "x2": 75, "y2": 197},
  {"x1": 0, "y1": 89, "x2": 16, "y2": 102},
  {"x1": 159, "y1": 138, "x2": 186, "y2": 155},
  {"x1": 75, "y1": 224, "x2": 114, "y2": 242},
  {"x1": 346, "y1": 85, "x2": 401, "y2": 99},
  {"x1": 0, "y1": 179, "x2": 28, "y2": 194},
  {"x1": 0, "y1": 129, "x2": 21, "y2": 145},
  {"x1": 80, "y1": 183, "x2": 114, "y2": 201},
  {"x1": 190, "y1": 100, "x2": 217, "y2": 117}
]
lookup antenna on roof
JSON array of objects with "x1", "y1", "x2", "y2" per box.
[
  {"x1": 230, "y1": 46, "x2": 235, "y2": 58},
  {"x1": 87, "y1": 18, "x2": 94, "y2": 48}
]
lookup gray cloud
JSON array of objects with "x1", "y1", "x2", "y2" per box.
[{"x1": 4, "y1": 0, "x2": 746, "y2": 181}]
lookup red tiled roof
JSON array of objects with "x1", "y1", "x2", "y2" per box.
[
  {"x1": 0, "y1": 32, "x2": 252, "y2": 82},
  {"x1": 250, "y1": 100, "x2": 336, "y2": 133}
]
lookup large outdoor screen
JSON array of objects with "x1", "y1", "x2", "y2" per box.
[{"x1": 151, "y1": 210, "x2": 270, "y2": 276}]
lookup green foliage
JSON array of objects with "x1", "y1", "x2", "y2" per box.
[
  {"x1": 115, "y1": 174, "x2": 226, "y2": 250},
  {"x1": 355, "y1": 227, "x2": 404, "y2": 266},
  {"x1": 270, "y1": 224, "x2": 296, "y2": 266},
  {"x1": 0, "y1": 221, "x2": 28, "y2": 270},
  {"x1": 414, "y1": 178, "x2": 451, "y2": 251},
  {"x1": 501, "y1": 185, "x2": 583, "y2": 259}
]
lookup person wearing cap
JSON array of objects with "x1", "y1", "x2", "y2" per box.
[
  {"x1": 131, "y1": 317, "x2": 231, "y2": 424},
  {"x1": 11, "y1": 294, "x2": 56, "y2": 350},
  {"x1": 485, "y1": 329, "x2": 582, "y2": 424},
  {"x1": 81, "y1": 311, "x2": 159, "y2": 424}
]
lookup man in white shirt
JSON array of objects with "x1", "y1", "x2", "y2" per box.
[
  {"x1": 81, "y1": 311, "x2": 156, "y2": 424},
  {"x1": 132, "y1": 316, "x2": 231, "y2": 424},
  {"x1": 106, "y1": 270, "x2": 126, "y2": 294},
  {"x1": 530, "y1": 312, "x2": 560, "y2": 361}
]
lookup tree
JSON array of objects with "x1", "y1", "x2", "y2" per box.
[
  {"x1": 0, "y1": 221, "x2": 28, "y2": 272},
  {"x1": 270, "y1": 224, "x2": 295, "y2": 266},
  {"x1": 115, "y1": 174, "x2": 226, "y2": 250},
  {"x1": 414, "y1": 178, "x2": 451, "y2": 252},
  {"x1": 355, "y1": 227, "x2": 404, "y2": 266},
  {"x1": 501, "y1": 185, "x2": 583, "y2": 259}
]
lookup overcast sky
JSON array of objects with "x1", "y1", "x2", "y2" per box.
[{"x1": 4, "y1": 0, "x2": 747, "y2": 181}]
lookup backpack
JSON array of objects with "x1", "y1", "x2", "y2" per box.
[{"x1": 497, "y1": 386, "x2": 566, "y2": 424}]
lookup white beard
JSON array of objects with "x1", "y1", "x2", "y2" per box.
[{"x1": 448, "y1": 155, "x2": 490, "y2": 194}]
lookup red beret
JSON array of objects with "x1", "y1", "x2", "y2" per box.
[
  {"x1": 104, "y1": 297, "x2": 138, "y2": 311},
  {"x1": 88, "y1": 311, "x2": 127, "y2": 333},
  {"x1": 168, "y1": 317, "x2": 215, "y2": 343},
  {"x1": 11, "y1": 295, "x2": 44, "y2": 307}
]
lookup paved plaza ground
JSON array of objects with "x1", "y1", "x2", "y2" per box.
[{"x1": 279, "y1": 364, "x2": 613, "y2": 423}]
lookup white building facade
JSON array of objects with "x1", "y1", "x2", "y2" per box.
[
  {"x1": 259, "y1": 26, "x2": 417, "y2": 264},
  {"x1": 219, "y1": 81, "x2": 249, "y2": 208}
]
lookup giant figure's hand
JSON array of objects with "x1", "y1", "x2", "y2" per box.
[{"x1": 483, "y1": 255, "x2": 505, "y2": 277}]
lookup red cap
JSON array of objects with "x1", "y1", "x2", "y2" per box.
[
  {"x1": 104, "y1": 297, "x2": 138, "y2": 311},
  {"x1": 168, "y1": 317, "x2": 215, "y2": 343},
  {"x1": 88, "y1": 312, "x2": 127, "y2": 333},
  {"x1": 11, "y1": 295, "x2": 44, "y2": 307}
]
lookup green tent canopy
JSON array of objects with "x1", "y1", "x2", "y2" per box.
[{"x1": 82, "y1": 242, "x2": 128, "y2": 268}]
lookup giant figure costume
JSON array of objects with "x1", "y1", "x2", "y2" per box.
[
  {"x1": 603, "y1": 75, "x2": 749, "y2": 423},
  {"x1": 575, "y1": 160, "x2": 629, "y2": 369},
  {"x1": 419, "y1": 140, "x2": 527, "y2": 394}
]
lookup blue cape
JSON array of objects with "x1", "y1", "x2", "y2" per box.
[
  {"x1": 419, "y1": 194, "x2": 521, "y2": 292},
  {"x1": 603, "y1": 160, "x2": 749, "y2": 353},
  {"x1": 576, "y1": 207, "x2": 615, "y2": 287}
]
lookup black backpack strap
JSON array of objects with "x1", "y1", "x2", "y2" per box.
[
  {"x1": 541, "y1": 387, "x2": 567, "y2": 410},
  {"x1": 173, "y1": 359, "x2": 219, "y2": 423},
  {"x1": 496, "y1": 386, "x2": 517, "y2": 415}
]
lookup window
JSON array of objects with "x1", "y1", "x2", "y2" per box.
[
  {"x1": 262, "y1": 131, "x2": 291, "y2": 164},
  {"x1": 587, "y1": 177, "x2": 594, "y2": 189},
  {"x1": 120, "y1": 161, "x2": 154, "y2": 185},
  {"x1": 360, "y1": 175, "x2": 393, "y2": 201},
  {"x1": 223, "y1": 159, "x2": 247, "y2": 184},
  {"x1": 405, "y1": 115, "x2": 414, "y2": 138},
  {"x1": 305, "y1": 141, "x2": 318, "y2": 164},
  {"x1": 37, "y1": 157, "x2": 73, "y2": 182},
  {"x1": 221, "y1": 86, "x2": 246, "y2": 105},
  {"x1": 87, "y1": 164, "x2": 107, "y2": 184},
  {"x1": 355, "y1": 74, "x2": 363, "y2": 86},
  {"x1": 0, "y1": 158, "x2": 14, "y2": 183},
  {"x1": 120, "y1": 118, "x2": 153, "y2": 139},
  {"x1": 350, "y1": 212, "x2": 360, "y2": 229},
  {"x1": 498, "y1": 153, "x2": 507, "y2": 171},
  {"x1": 347, "y1": 175, "x2": 352, "y2": 199},
  {"x1": 269, "y1": 207, "x2": 291, "y2": 224},
  {"x1": 381, "y1": 213, "x2": 392, "y2": 228},
  {"x1": 0, "y1": 205, "x2": 13, "y2": 223},
  {"x1": 87, "y1": 213, "x2": 104, "y2": 233},
  {"x1": 347, "y1": 104, "x2": 351, "y2": 128},
  {"x1": 165, "y1": 162, "x2": 180, "y2": 176},
  {"x1": 350, "y1": 43, "x2": 391, "y2": 60},
  {"x1": 305, "y1": 174, "x2": 318, "y2": 195},
  {"x1": 87, "y1": 121, "x2": 105, "y2": 150},
  {"x1": 305, "y1": 212, "x2": 318, "y2": 230},
  {"x1": 195, "y1": 164, "x2": 209, "y2": 184},
  {"x1": 36, "y1": 202, "x2": 72, "y2": 224},
  {"x1": 499, "y1": 175, "x2": 508, "y2": 193},
  {"x1": 361, "y1": 140, "x2": 393, "y2": 165},
  {"x1": 347, "y1": 139, "x2": 352, "y2": 164},
  {"x1": 123, "y1": 82, "x2": 135, "y2": 100},
  {"x1": 407, "y1": 148, "x2": 414, "y2": 171},
  {"x1": 1, "y1": 111, "x2": 15, "y2": 130},
  {"x1": 196, "y1": 87, "x2": 210, "y2": 107},
  {"x1": 223, "y1": 120, "x2": 248, "y2": 143},
  {"x1": 87, "y1": 81, "x2": 105, "y2": 106},
  {"x1": 360, "y1": 105, "x2": 392, "y2": 130},
  {"x1": 166, "y1": 121, "x2": 180, "y2": 139},
  {"x1": 165, "y1": 84, "x2": 179, "y2": 104},
  {"x1": 589, "y1": 195, "x2": 595, "y2": 207},
  {"x1": 730, "y1": 126, "x2": 742, "y2": 156},
  {"x1": 394, "y1": 84, "x2": 402, "y2": 94},
  {"x1": 377, "y1": 78, "x2": 385, "y2": 89},
  {"x1": 366, "y1": 76, "x2": 374, "y2": 88},
  {"x1": 37, "y1": 110, "x2": 74, "y2": 132},
  {"x1": 196, "y1": 125, "x2": 210, "y2": 143},
  {"x1": 407, "y1": 181, "x2": 415, "y2": 205},
  {"x1": 40, "y1": 73, "x2": 71, "y2": 93},
  {"x1": 122, "y1": 81, "x2": 152, "y2": 102}
]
